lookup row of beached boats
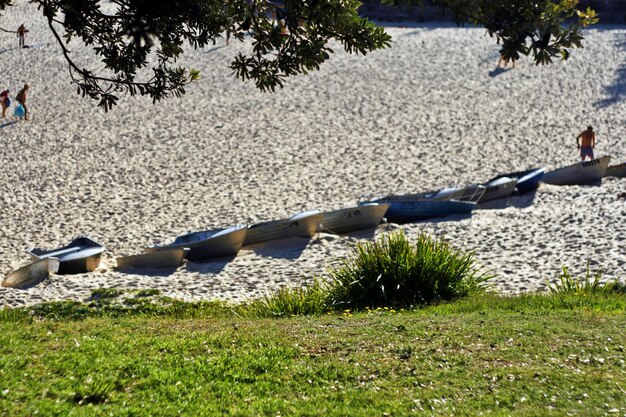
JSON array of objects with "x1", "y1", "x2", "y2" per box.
[{"x1": 2, "y1": 156, "x2": 624, "y2": 289}]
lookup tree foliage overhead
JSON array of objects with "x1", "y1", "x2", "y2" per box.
[
  {"x1": 387, "y1": 0, "x2": 598, "y2": 62},
  {"x1": 0, "y1": 0, "x2": 597, "y2": 110}
]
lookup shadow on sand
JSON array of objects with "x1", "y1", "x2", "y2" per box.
[
  {"x1": 0, "y1": 121, "x2": 18, "y2": 129},
  {"x1": 204, "y1": 45, "x2": 226, "y2": 54},
  {"x1": 247, "y1": 236, "x2": 312, "y2": 260},
  {"x1": 477, "y1": 191, "x2": 538, "y2": 210},
  {"x1": 114, "y1": 265, "x2": 181, "y2": 277},
  {"x1": 388, "y1": 212, "x2": 473, "y2": 225},
  {"x1": 595, "y1": 32, "x2": 626, "y2": 109},
  {"x1": 185, "y1": 256, "x2": 237, "y2": 273},
  {"x1": 488, "y1": 67, "x2": 509, "y2": 78}
]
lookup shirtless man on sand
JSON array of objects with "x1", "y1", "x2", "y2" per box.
[{"x1": 576, "y1": 126, "x2": 595, "y2": 161}]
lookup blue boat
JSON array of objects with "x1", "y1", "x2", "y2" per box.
[
  {"x1": 489, "y1": 167, "x2": 545, "y2": 194},
  {"x1": 145, "y1": 225, "x2": 247, "y2": 261},
  {"x1": 360, "y1": 199, "x2": 475, "y2": 224}
]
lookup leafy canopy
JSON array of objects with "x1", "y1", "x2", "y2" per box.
[{"x1": 0, "y1": 0, "x2": 597, "y2": 110}]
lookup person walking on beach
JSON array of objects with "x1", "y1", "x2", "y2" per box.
[
  {"x1": 17, "y1": 24, "x2": 28, "y2": 48},
  {"x1": 497, "y1": 53, "x2": 515, "y2": 69},
  {"x1": 16, "y1": 84, "x2": 29, "y2": 121},
  {"x1": 576, "y1": 125, "x2": 596, "y2": 161},
  {"x1": 0, "y1": 90, "x2": 9, "y2": 118}
]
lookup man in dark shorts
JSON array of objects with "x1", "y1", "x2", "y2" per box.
[{"x1": 576, "y1": 126, "x2": 595, "y2": 161}]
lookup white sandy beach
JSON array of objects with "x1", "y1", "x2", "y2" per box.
[{"x1": 0, "y1": 1, "x2": 624, "y2": 308}]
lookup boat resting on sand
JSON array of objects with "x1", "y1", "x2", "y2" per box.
[
  {"x1": 605, "y1": 162, "x2": 626, "y2": 178},
  {"x1": 116, "y1": 248, "x2": 187, "y2": 269},
  {"x1": 374, "y1": 184, "x2": 486, "y2": 204},
  {"x1": 244, "y1": 210, "x2": 322, "y2": 246},
  {"x1": 318, "y1": 203, "x2": 389, "y2": 235},
  {"x1": 489, "y1": 167, "x2": 545, "y2": 194},
  {"x1": 360, "y1": 199, "x2": 476, "y2": 224},
  {"x1": 543, "y1": 156, "x2": 611, "y2": 185},
  {"x1": 27, "y1": 237, "x2": 105, "y2": 274},
  {"x1": 478, "y1": 177, "x2": 517, "y2": 202},
  {"x1": 145, "y1": 225, "x2": 247, "y2": 261},
  {"x1": 2, "y1": 258, "x2": 60, "y2": 288}
]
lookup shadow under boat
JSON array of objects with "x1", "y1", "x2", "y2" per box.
[
  {"x1": 477, "y1": 190, "x2": 538, "y2": 210},
  {"x1": 247, "y1": 236, "x2": 312, "y2": 260},
  {"x1": 185, "y1": 255, "x2": 238, "y2": 273}
]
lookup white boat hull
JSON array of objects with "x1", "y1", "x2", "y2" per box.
[
  {"x1": 244, "y1": 211, "x2": 322, "y2": 246},
  {"x1": 543, "y1": 156, "x2": 611, "y2": 185},
  {"x1": 318, "y1": 204, "x2": 389, "y2": 234},
  {"x1": 2, "y1": 258, "x2": 60, "y2": 289}
]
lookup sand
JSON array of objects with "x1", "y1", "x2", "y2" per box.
[{"x1": 0, "y1": 1, "x2": 624, "y2": 308}]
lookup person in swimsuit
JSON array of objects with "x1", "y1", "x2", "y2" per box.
[
  {"x1": 17, "y1": 24, "x2": 28, "y2": 48},
  {"x1": 16, "y1": 84, "x2": 29, "y2": 121},
  {"x1": 0, "y1": 90, "x2": 9, "y2": 118},
  {"x1": 576, "y1": 126, "x2": 596, "y2": 161}
]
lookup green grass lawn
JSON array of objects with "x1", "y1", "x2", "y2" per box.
[{"x1": 1, "y1": 293, "x2": 625, "y2": 416}]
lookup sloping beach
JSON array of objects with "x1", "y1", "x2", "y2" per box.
[{"x1": 0, "y1": 1, "x2": 624, "y2": 307}]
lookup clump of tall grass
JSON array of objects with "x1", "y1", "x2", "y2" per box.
[
  {"x1": 326, "y1": 231, "x2": 491, "y2": 310},
  {"x1": 548, "y1": 263, "x2": 626, "y2": 295},
  {"x1": 235, "y1": 280, "x2": 330, "y2": 318}
]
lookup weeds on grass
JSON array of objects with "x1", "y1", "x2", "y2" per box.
[
  {"x1": 326, "y1": 231, "x2": 491, "y2": 309},
  {"x1": 0, "y1": 289, "x2": 234, "y2": 321},
  {"x1": 548, "y1": 263, "x2": 626, "y2": 295},
  {"x1": 236, "y1": 279, "x2": 330, "y2": 318}
]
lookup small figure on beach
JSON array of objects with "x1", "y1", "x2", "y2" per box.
[
  {"x1": 16, "y1": 84, "x2": 29, "y2": 121},
  {"x1": 497, "y1": 53, "x2": 515, "y2": 69},
  {"x1": 576, "y1": 125, "x2": 596, "y2": 161},
  {"x1": 17, "y1": 24, "x2": 28, "y2": 48},
  {"x1": 0, "y1": 90, "x2": 10, "y2": 118}
]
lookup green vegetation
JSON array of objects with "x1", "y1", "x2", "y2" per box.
[
  {"x1": 236, "y1": 279, "x2": 330, "y2": 318},
  {"x1": 548, "y1": 263, "x2": 626, "y2": 296},
  {"x1": 0, "y1": 0, "x2": 597, "y2": 109},
  {"x1": 1, "y1": 238, "x2": 623, "y2": 415},
  {"x1": 327, "y1": 231, "x2": 490, "y2": 309},
  {"x1": 1, "y1": 293, "x2": 625, "y2": 416}
]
